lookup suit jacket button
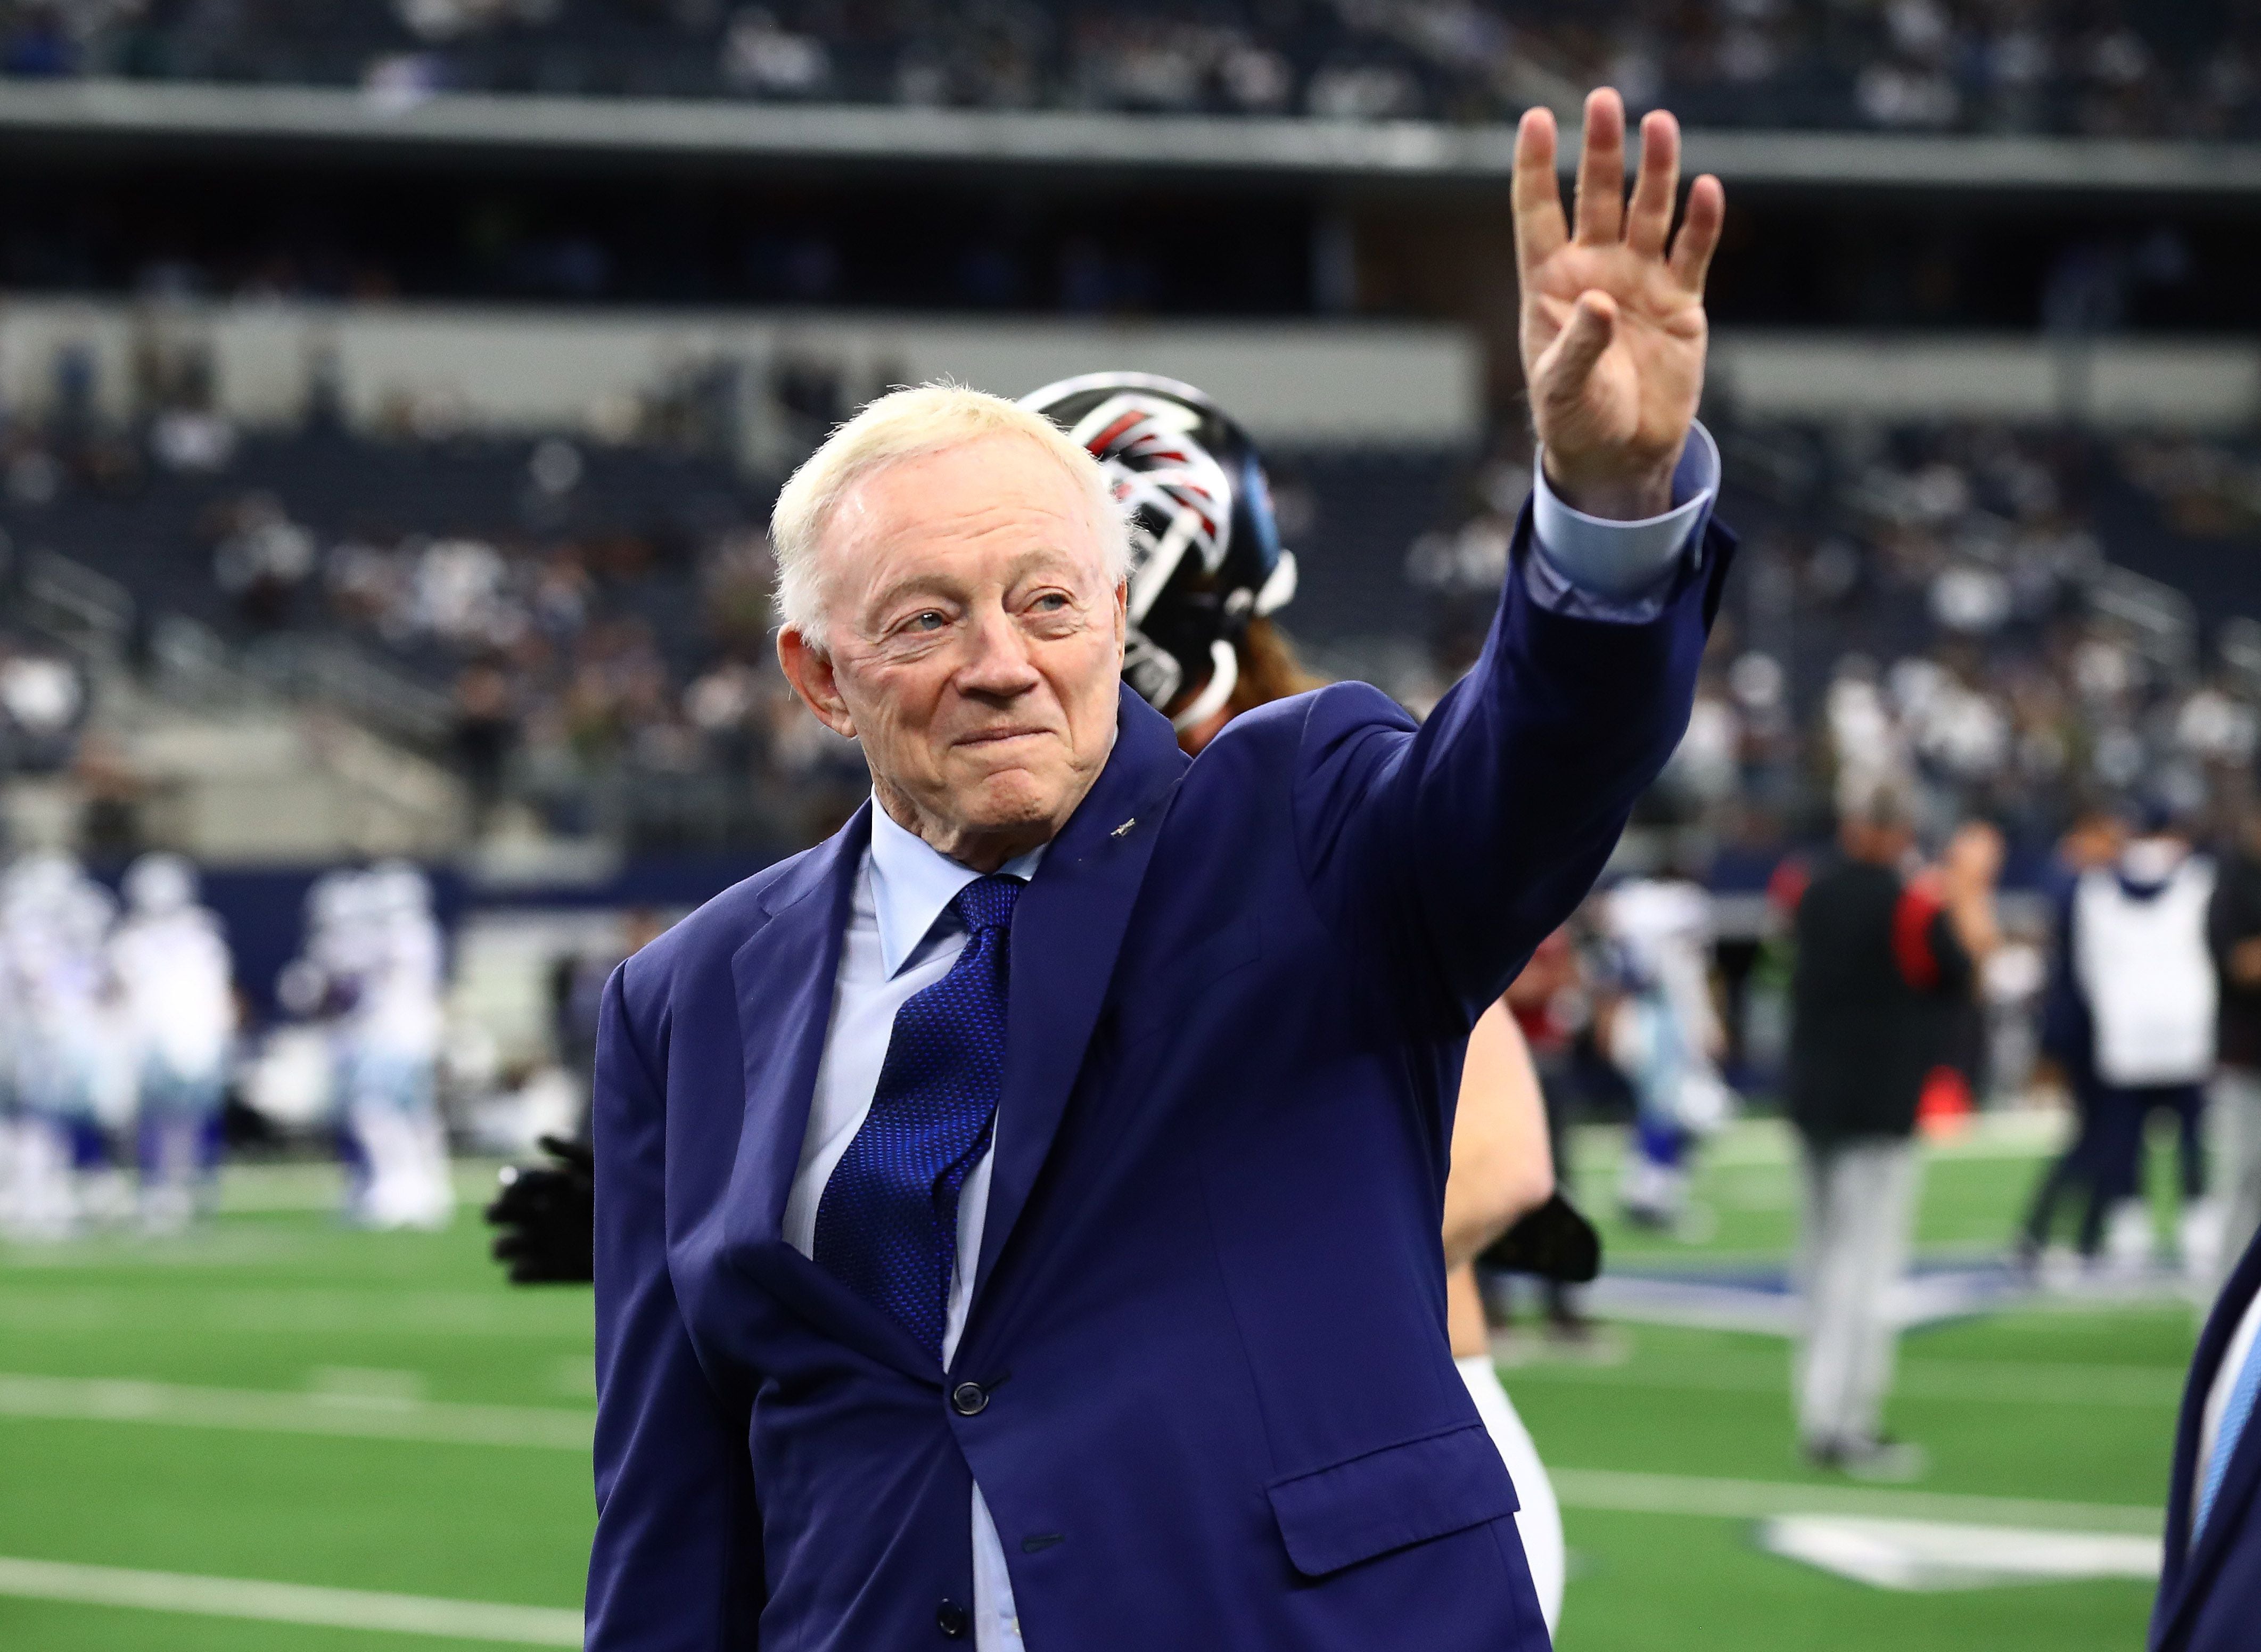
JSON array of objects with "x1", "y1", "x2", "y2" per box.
[
  {"x1": 950, "y1": 1381, "x2": 989, "y2": 1416},
  {"x1": 936, "y1": 1599, "x2": 970, "y2": 1639}
]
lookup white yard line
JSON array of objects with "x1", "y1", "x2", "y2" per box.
[
  {"x1": 0, "y1": 1371, "x2": 2164, "y2": 1542},
  {"x1": 0, "y1": 1287, "x2": 586, "y2": 1337},
  {"x1": 1552, "y1": 1467, "x2": 2161, "y2": 1535},
  {"x1": 0, "y1": 1373, "x2": 591, "y2": 1451},
  {"x1": 0, "y1": 1556, "x2": 580, "y2": 1645}
]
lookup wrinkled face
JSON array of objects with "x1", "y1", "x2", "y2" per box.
[{"x1": 779, "y1": 434, "x2": 1127, "y2": 868}]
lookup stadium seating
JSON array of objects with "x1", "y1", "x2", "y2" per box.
[
  {"x1": 7, "y1": 392, "x2": 2259, "y2": 872},
  {"x1": 3, "y1": 1, "x2": 2252, "y2": 138}
]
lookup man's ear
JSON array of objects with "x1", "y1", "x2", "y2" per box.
[{"x1": 777, "y1": 627, "x2": 857, "y2": 739}]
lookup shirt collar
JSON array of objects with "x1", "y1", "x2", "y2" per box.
[{"x1": 867, "y1": 798, "x2": 1046, "y2": 978}]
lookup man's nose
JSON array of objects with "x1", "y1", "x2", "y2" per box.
[{"x1": 956, "y1": 605, "x2": 1041, "y2": 696}]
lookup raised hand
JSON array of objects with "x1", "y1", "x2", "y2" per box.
[{"x1": 1515, "y1": 88, "x2": 1724, "y2": 521}]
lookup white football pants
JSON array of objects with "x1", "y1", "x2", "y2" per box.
[{"x1": 1456, "y1": 1353, "x2": 1565, "y2": 1635}]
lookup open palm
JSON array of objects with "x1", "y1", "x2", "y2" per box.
[{"x1": 1516, "y1": 91, "x2": 1724, "y2": 521}]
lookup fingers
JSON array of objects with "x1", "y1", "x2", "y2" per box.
[
  {"x1": 1572, "y1": 87, "x2": 1626, "y2": 246},
  {"x1": 1511, "y1": 105, "x2": 1566, "y2": 277},
  {"x1": 1541, "y1": 291, "x2": 1618, "y2": 402},
  {"x1": 1624, "y1": 109, "x2": 1680, "y2": 258},
  {"x1": 1669, "y1": 172, "x2": 1726, "y2": 293}
]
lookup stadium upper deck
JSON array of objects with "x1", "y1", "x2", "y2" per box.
[{"x1": 0, "y1": 0, "x2": 2252, "y2": 143}]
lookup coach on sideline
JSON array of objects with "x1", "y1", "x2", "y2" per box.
[{"x1": 586, "y1": 87, "x2": 1731, "y2": 1652}]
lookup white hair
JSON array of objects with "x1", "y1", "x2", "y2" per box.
[{"x1": 770, "y1": 382, "x2": 1130, "y2": 652}]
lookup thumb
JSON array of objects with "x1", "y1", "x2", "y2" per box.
[{"x1": 1544, "y1": 291, "x2": 1617, "y2": 394}]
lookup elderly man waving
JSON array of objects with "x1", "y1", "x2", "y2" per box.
[{"x1": 587, "y1": 88, "x2": 1729, "y2": 1652}]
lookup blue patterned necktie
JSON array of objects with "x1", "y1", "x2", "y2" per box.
[
  {"x1": 813, "y1": 874, "x2": 1023, "y2": 1360},
  {"x1": 2197, "y1": 1320, "x2": 2261, "y2": 1542}
]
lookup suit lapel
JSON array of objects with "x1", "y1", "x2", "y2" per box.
[
  {"x1": 721, "y1": 802, "x2": 867, "y2": 1256},
  {"x1": 969, "y1": 685, "x2": 1188, "y2": 1313},
  {"x1": 2155, "y1": 1229, "x2": 2261, "y2": 1649},
  {"x1": 718, "y1": 803, "x2": 945, "y2": 1378}
]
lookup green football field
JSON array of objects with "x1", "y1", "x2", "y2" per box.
[{"x1": 0, "y1": 1117, "x2": 2200, "y2": 1650}]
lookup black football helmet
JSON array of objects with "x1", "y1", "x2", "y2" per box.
[{"x1": 1019, "y1": 372, "x2": 1297, "y2": 728}]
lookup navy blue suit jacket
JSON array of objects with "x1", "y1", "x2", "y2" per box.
[
  {"x1": 2155, "y1": 1223, "x2": 2261, "y2": 1652},
  {"x1": 586, "y1": 508, "x2": 1733, "y2": 1651}
]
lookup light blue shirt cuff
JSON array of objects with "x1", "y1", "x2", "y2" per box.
[{"x1": 1526, "y1": 421, "x2": 1720, "y2": 613}]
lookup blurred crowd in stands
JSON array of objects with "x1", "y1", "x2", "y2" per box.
[
  {"x1": 4, "y1": 329, "x2": 2261, "y2": 874},
  {"x1": 1411, "y1": 416, "x2": 2261, "y2": 882},
  {"x1": 1, "y1": 0, "x2": 2256, "y2": 139}
]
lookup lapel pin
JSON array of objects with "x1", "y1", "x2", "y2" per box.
[{"x1": 1111, "y1": 817, "x2": 1137, "y2": 839}]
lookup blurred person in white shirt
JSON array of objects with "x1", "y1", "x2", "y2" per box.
[
  {"x1": 1602, "y1": 866, "x2": 1732, "y2": 1228},
  {"x1": 0, "y1": 853, "x2": 116, "y2": 1238},
  {"x1": 343, "y1": 862, "x2": 453, "y2": 1230},
  {"x1": 282, "y1": 864, "x2": 453, "y2": 1229},
  {"x1": 109, "y1": 853, "x2": 236, "y2": 1232}
]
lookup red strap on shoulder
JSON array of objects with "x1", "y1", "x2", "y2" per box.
[{"x1": 1893, "y1": 877, "x2": 1946, "y2": 991}]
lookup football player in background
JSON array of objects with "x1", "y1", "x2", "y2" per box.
[
  {"x1": 109, "y1": 853, "x2": 235, "y2": 1231},
  {"x1": 0, "y1": 852, "x2": 116, "y2": 1238},
  {"x1": 1602, "y1": 860, "x2": 1732, "y2": 1230},
  {"x1": 284, "y1": 863, "x2": 453, "y2": 1229}
]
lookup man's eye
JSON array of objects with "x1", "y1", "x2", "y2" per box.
[
  {"x1": 907, "y1": 611, "x2": 947, "y2": 632},
  {"x1": 1031, "y1": 593, "x2": 1069, "y2": 612}
]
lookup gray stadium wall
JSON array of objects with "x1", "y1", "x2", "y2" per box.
[{"x1": 0, "y1": 298, "x2": 1485, "y2": 449}]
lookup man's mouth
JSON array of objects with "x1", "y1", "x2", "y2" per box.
[{"x1": 955, "y1": 727, "x2": 1050, "y2": 749}]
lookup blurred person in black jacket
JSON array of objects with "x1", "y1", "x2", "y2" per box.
[
  {"x1": 1788, "y1": 780, "x2": 2001, "y2": 1477},
  {"x1": 2210, "y1": 807, "x2": 2261, "y2": 1294},
  {"x1": 2019, "y1": 805, "x2": 2130, "y2": 1266}
]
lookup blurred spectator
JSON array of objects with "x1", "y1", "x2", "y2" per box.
[
  {"x1": 1788, "y1": 790, "x2": 2001, "y2": 1478},
  {"x1": 73, "y1": 730, "x2": 145, "y2": 857},
  {"x1": 0, "y1": 639, "x2": 87, "y2": 772},
  {"x1": 453, "y1": 661, "x2": 516, "y2": 831},
  {"x1": 720, "y1": 7, "x2": 832, "y2": 96},
  {"x1": 212, "y1": 494, "x2": 317, "y2": 630}
]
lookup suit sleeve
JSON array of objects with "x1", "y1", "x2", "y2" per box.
[
  {"x1": 1290, "y1": 499, "x2": 1733, "y2": 1030},
  {"x1": 586, "y1": 967, "x2": 766, "y2": 1650}
]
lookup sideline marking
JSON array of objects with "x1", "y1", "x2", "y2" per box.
[
  {"x1": 0, "y1": 1556, "x2": 580, "y2": 1645},
  {"x1": 1552, "y1": 1467, "x2": 2161, "y2": 1535},
  {"x1": 1757, "y1": 1515, "x2": 2161, "y2": 1589},
  {"x1": 0, "y1": 1372, "x2": 592, "y2": 1451}
]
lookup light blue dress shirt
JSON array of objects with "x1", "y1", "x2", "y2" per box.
[
  {"x1": 783, "y1": 430, "x2": 1721, "y2": 1650},
  {"x1": 1527, "y1": 419, "x2": 1722, "y2": 618},
  {"x1": 2198, "y1": 1286, "x2": 2261, "y2": 1532},
  {"x1": 782, "y1": 804, "x2": 1044, "y2": 1651}
]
